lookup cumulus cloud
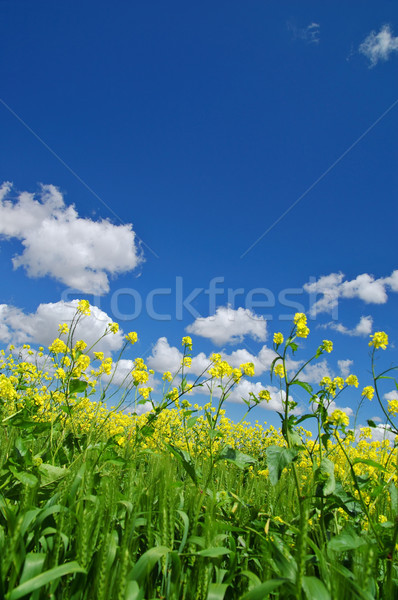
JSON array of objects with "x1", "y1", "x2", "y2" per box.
[
  {"x1": 226, "y1": 380, "x2": 288, "y2": 412},
  {"x1": 384, "y1": 390, "x2": 398, "y2": 402},
  {"x1": 302, "y1": 360, "x2": 332, "y2": 384},
  {"x1": 0, "y1": 299, "x2": 124, "y2": 354},
  {"x1": 338, "y1": 359, "x2": 353, "y2": 378},
  {"x1": 360, "y1": 25, "x2": 398, "y2": 67},
  {"x1": 0, "y1": 183, "x2": 142, "y2": 294},
  {"x1": 322, "y1": 315, "x2": 373, "y2": 337},
  {"x1": 288, "y1": 21, "x2": 320, "y2": 44},
  {"x1": 304, "y1": 270, "x2": 398, "y2": 316},
  {"x1": 186, "y1": 306, "x2": 267, "y2": 346}
]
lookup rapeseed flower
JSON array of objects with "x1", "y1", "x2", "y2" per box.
[
  {"x1": 362, "y1": 386, "x2": 375, "y2": 401},
  {"x1": 369, "y1": 331, "x2": 388, "y2": 350}
]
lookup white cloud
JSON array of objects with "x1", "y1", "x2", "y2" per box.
[
  {"x1": 384, "y1": 390, "x2": 398, "y2": 402},
  {"x1": 147, "y1": 337, "x2": 183, "y2": 374},
  {"x1": 304, "y1": 270, "x2": 398, "y2": 316},
  {"x1": 326, "y1": 401, "x2": 354, "y2": 418},
  {"x1": 338, "y1": 359, "x2": 353, "y2": 378},
  {"x1": 322, "y1": 315, "x2": 373, "y2": 337},
  {"x1": 288, "y1": 21, "x2": 320, "y2": 44},
  {"x1": 226, "y1": 380, "x2": 287, "y2": 412},
  {"x1": 0, "y1": 300, "x2": 124, "y2": 355},
  {"x1": 359, "y1": 25, "x2": 398, "y2": 67},
  {"x1": 0, "y1": 183, "x2": 142, "y2": 294},
  {"x1": 302, "y1": 360, "x2": 331, "y2": 384},
  {"x1": 186, "y1": 306, "x2": 267, "y2": 346}
]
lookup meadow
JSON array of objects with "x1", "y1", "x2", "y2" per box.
[{"x1": 0, "y1": 301, "x2": 397, "y2": 599}]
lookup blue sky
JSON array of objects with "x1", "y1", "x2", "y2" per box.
[{"x1": 0, "y1": 0, "x2": 397, "y2": 433}]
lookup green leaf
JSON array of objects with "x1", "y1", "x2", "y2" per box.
[
  {"x1": 128, "y1": 546, "x2": 170, "y2": 585},
  {"x1": 291, "y1": 380, "x2": 313, "y2": 394},
  {"x1": 367, "y1": 419, "x2": 377, "y2": 428},
  {"x1": 8, "y1": 561, "x2": 85, "y2": 600},
  {"x1": 9, "y1": 467, "x2": 38, "y2": 488},
  {"x1": 266, "y1": 446, "x2": 297, "y2": 485},
  {"x1": 19, "y1": 553, "x2": 46, "y2": 585},
  {"x1": 167, "y1": 444, "x2": 199, "y2": 485},
  {"x1": 352, "y1": 458, "x2": 388, "y2": 472},
  {"x1": 207, "y1": 583, "x2": 229, "y2": 600},
  {"x1": 289, "y1": 342, "x2": 298, "y2": 352},
  {"x1": 302, "y1": 577, "x2": 331, "y2": 600},
  {"x1": 314, "y1": 458, "x2": 336, "y2": 496},
  {"x1": 197, "y1": 547, "x2": 231, "y2": 558},
  {"x1": 38, "y1": 464, "x2": 67, "y2": 486},
  {"x1": 125, "y1": 581, "x2": 144, "y2": 600},
  {"x1": 68, "y1": 379, "x2": 88, "y2": 394},
  {"x1": 240, "y1": 579, "x2": 287, "y2": 599},
  {"x1": 328, "y1": 530, "x2": 367, "y2": 553},
  {"x1": 217, "y1": 446, "x2": 256, "y2": 470}
]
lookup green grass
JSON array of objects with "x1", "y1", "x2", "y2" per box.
[{"x1": 0, "y1": 411, "x2": 397, "y2": 600}]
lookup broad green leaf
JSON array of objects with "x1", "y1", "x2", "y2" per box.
[
  {"x1": 128, "y1": 546, "x2": 170, "y2": 585},
  {"x1": 167, "y1": 444, "x2": 199, "y2": 484},
  {"x1": 125, "y1": 581, "x2": 144, "y2": 600},
  {"x1": 38, "y1": 464, "x2": 67, "y2": 486},
  {"x1": 328, "y1": 530, "x2": 367, "y2": 553},
  {"x1": 315, "y1": 458, "x2": 336, "y2": 496},
  {"x1": 240, "y1": 579, "x2": 287, "y2": 599},
  {"x1": 302, "y1": 576, "x2": 331, "y2": 600},
  {"x1": 207, "y1": 583, "x2": 229, "y2": 600},
  {"x1": 19, "y1": 553, "x2": 46, "y2": 585},
  {"x1": 367, "y1": 419, "x2": 377, "y2": 428},
  {"x1": 197, "y1": 547, "x2": 231, "y2": 557},
  {"x1": 68, "y1": 379, "x2": 88, "y2": 394},
  {"x1": 177, "y1": 510, "x2": 190, "y2": 553},
  {"x1": 8, "y1": 561, "x2": 85, "y2": 600},
  {"x1": 265, "y1": 446, "x2": 297, "y2": 485},
  {"x1": 291, "y1": 380, "x2": 313, "y2": 394},
  {"x1": 217, "y1": 446, "x2": 256, "y2": 470},
  {"x1": 10, "y1": 468, "x2": 38, "y2": 488}
]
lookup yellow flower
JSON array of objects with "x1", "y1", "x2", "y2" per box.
[
  {"x1": 77, "y1": 300, "x2": 91, "y2": 316},
  {"x1": 240, "y1": 362, "x2": 255, "y2": 377},
  {"x1": 132, "y1": 369, "x2": 149, "y2": 385},
  {"x1": 232, "y1": 368, "x2": 242, "y2": 383},
  {"x1": 274, "y1": 363, "x2": 285, "y2": 378},
  {"x1": 322, "y1": 340, "x2": 333, "y2": 353},
  {"x1": 48, "y1": 338, "x2": 69, "y2": 354},
  {"x1": 294, "y1": 313, "x2": 307, "y2": 326},
  {"x1": 74, "y1": 340, "x2": 87, "y2": 352},
  {"x1": 259, "y1": 389, "x2": 271, "y2": 402},
  {"x1": 369, "y1": 331, "x2": 388, "y2": 350},
  {"x1": 296, "y1": 325, "x2": 310, "y2": 338},
  {"x1": 125, "y1": 331, "x2": 138, "y2": 344},
  {"x1": 334, "y1": 377, "x2": 344, "y2": 390},
  {"x1": 182, "y1": 336, "x2": 193, "y2": 349},
  {"x1": 345, "y1": 375, "x2": 359, "y2": 387},
  {"x1": 55, "y1": 368, "x2": 66, "y2": 380},
  {"x1": 328, "y1": 409, "x2": 349, "y2": 427},
  {"x1": 101, "y1": 357, "x2": 113, "y2": 375},
  {"x1": 362, "y1": 386, "x2": 375, "y2": 401},
  {"x1": 273, "y1": 332, "x2": 284, "y2": 346},
  {"x1": 58, "y1": 323, "x2": 69, "y2": 335},
  {"x1": 182, "y1": 356, "x2": 192, "y2": 368},
  {"x1": 139, "y1": 387, "x2": 153, "y2": 399},
  {"x1": 108, "y1": 322, "x2": 119, "y2": 334},
  {"x1": 93, "y1": 351, "x2": 104, "y2": 361},
  {"x1": 388, "y1": 399, "x2": 398, "y2": 416},
  {"x1": 162, "y1": 371, "x2": 173, "y2": 382}
]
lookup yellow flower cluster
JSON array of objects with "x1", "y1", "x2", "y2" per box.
[
  {"x1": 293, "y1": 312, "x2": 310, "y2": 338},
  {"x1": 369, "y1": 331, "x2": 388, "y2": 350},
  {"x1": 362, "y1": 386, "x2": 375, "y2": 401},
  {"x1": 182, "y1": 336, "x2": 193, "y2": 349}
]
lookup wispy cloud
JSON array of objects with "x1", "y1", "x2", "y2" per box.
[
  {"x1": 359, "y1": 24, "x2": 398, "y2": 67},
  {"x1": 288, "y1": 21, "x2": 320, "y2": 44},
  {"x1": 304, "y1": 271, "x2": 398, "y2": 316},
  {"x1": 0, "y1": 183, "x2": 142, "y2": 294},
  {"x1": 321, "y1": 315, "x2": 373, "y2": 337}
]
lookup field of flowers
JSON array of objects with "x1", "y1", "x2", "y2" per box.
[{"x1": 0, "y1": 301, "x2": 397, "y2": 599}]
